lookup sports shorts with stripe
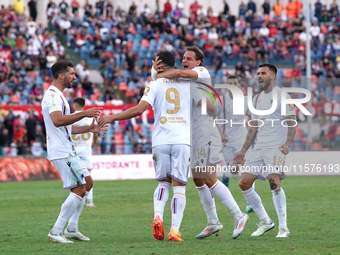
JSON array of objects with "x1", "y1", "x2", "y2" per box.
[
  {"x1": 152, "y1": 144, "x2": 190, "y2": 185},
  {"x1": 52, "y1": 154, "x2": 89, "y2": 190}
]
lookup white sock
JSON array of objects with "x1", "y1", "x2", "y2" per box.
[
  {"x1": 246, "y1": 182, "x2": 255, "y2": 205},
  {"x1": 272, "y1": 187, "x2": 287, "y2": 228},
  {"x1": 153, "y1": 182, "x2": 171, "y2": 221},
  {"x1": 242, "y1": 186, "x2": 271, "y2": 224},
  {"x1": 171, "y1": 186, "x2": 186, "y2": 232},
  {"x1": 211, "y1": 180, "x2": 243, "y2": 220},
  {"x1": 67, "y1": 191, "x2": 88, "y2": 232},
  {"x1": 51, "y1": 192, "x2": 82, "y2": 235},
  {"x1": 196, "y1": 184, "x2": 219, "y2": 225},
  {"x1": 87, "y1": 188, "x2": 93, "y2": 204}
]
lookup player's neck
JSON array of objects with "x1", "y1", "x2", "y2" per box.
[
  {"x1": 52, "y1": 81, "x2": 64, "y2": 92},
  {"x1": 264, "y1": 84, "x2": 275, "y2": 94},
  {"x1": 228, "y1": 91, "x2": 233, "y2": 99}
]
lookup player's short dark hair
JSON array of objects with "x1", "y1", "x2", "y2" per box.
[
  {"x1": 258, "y1": 63, "x2": 277, "y2": 77},
  {"x1": 157, "y1": 51, "x2": 175, "y2": 69},
  {"x1": 51, "y1": 61, "x2": 74, "y2": 79},
  {"x1": 227, "y1": 75, "x2": 240, "y2": 81},
  {"x1": 185, "y1": 46, "x2": 205, "y2": 66},
  {"x1": 74, "y1": 98, "x2": 85, "y2": 107}
]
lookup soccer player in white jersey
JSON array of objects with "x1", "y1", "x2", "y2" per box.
[
  {"x1": 42, "y1": 61, "x2": 105, "y2": 243},
  {"x1": 98, "y1": 52, "x2": 191, "y2": 242},
  {"x1": 216, "y1": 76, "x2": 253, "y2": 213},
  {"x1": 154, "y1": 46, "x2": 248, "y2": 239},
  {"x1": 234, "y1": 63, "x2": 296, "y2": 238},
  {"x1": 72, "y1": 98, "x2": 98, "y2": 208}
]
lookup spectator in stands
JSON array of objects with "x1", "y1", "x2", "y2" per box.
[
  {"x1": 239, "y1": 1, "x2": 247, "y2": 18},
  {"x1": 25, "y1": 111, "x2": 36, "y2": 146},
  {"x1": 46, "y1": 50, "x2": 57, "y2": 75},
  {"x1": 0, "y1": 128, "x2": 8, "y2": 156},
  {"x1": 95, "y1": 0, "x2": 105, "y2": 17},
  {"x1": 28, "y1": 0, "x2": 37, "y2": 21},
  {"x1": 71, "y1": 0, "x2": 80, "y2": 14},
  {"x1": 111, "y1": 94, "x2": 124, "y2": 106},
  {"x1": 74, "y1": 83, "x2": 85, "y2": 98},
  {"x1": 262, "y1": 0, "x2": 270, "y2": 16},
  {"x1": 59, "y1": 0, "x2": 68, "y2": 15},
  {"x1": 285, "y1": 0, "x2": 296, "y2": 18},
  {"x1": 247, "y1": 0, "x2": 256, "y2": 14},
  {"x1": 273, "y1": 0, "x2": 283, "y2": 18},
  {"x1": 11, "y1": 0, "x2": 25, "y2": 16},
  {"x1": 190, "y1": 0, "x2": 200, "y2": 16}
]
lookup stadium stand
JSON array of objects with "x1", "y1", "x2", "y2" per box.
[{"x1": 0, "y1": 0, "x2": 339, "y2": 155}]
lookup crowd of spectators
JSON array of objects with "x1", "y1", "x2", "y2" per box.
[{"x1": 0, "y1": 0, "x2": 340, "y2": 155}]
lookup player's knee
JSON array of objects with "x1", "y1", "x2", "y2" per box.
[
  {"x1": 193, "y1": 178, "x2": 205, "y2": 187},
  {"x1": 269, "y1": 178, "x2": 280, "y2": 190},
  {"x1": 239, "y1": 179, "x2": 251, "y2": 191}
]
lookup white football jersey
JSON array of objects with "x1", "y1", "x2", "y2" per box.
[
  {"x1": 72, "y1": 111, "x2": 94, "y2": 157},
  {"x1": 191, "y1": 67, "x2": 220, "y2": 142},
  {"x1": 216, "y1": 93, "x2": 249, "y2": 147},
  {"x1": 42, "y1": 85, "x2": 77, "y2": 160},
  {"x1": 141, "y1": 77, "x2": 191, "y2": 147},
  {"x1": 251, "y1": 86, "x2": 296, "y2": 149}
]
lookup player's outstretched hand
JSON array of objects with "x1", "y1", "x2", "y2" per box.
[
  {"x1": 279, "y1": 144, "x2": 290, "y2": 155},
  {"x1": 84, "y1": 107, "x2": 102, "y2": 118},
  {"x1": 152, "y1": 56, "x2": 164, "y2": 72},
  {"x1": 233, "y1": 151, "x2": 245, "y2": 164},
  {"x1": 98, "y1": 115, "x2": 113, "y2": 127},
  {"x1": 89, "y1": 119, "x2": 108, "y2": 136}
]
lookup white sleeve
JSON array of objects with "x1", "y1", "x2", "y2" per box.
[
  {"x1": 48, "y1": 93, "x2": 63, "y2": 114},
  {"x1": 285, "y1": 94, "x2": 296, "y2": 116},
  {"x1": 151, "y1": 66, "x2": 157, "y2": 81},
  {"x1": 250, "y1": 95, "x2": 258, "y2": 120},
  {"x1": 192, "y1": 86, "x2": 206, "y2": 106},
  {"x1": 192, "y1": 67, "x2": 211, "y2": 84},
  {"x1": 141, "y1": 82, "x2": 156, "y2": 107}
]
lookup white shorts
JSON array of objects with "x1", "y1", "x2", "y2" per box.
[
  {"x1": 78, "y1": 154, "x2": 93, "y2": 170},
  {"x1": 243, "y1": 148, "x2": 286, "y2": 180},
  {"x1": 222, "y1": 142, "x2": 243, "y2": 168},
  {"x1": 152, "y1": 144, "x2": 190, "y2": 184},
  {"x1": 191, "y1": 138, "x2": 222, "y2": 169},
  {"x1": 52, "y1": 155, "x2": 90, "y2": 190}
]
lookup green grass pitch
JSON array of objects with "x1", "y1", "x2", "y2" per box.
[{"x1": 0, "y1": 176, "x2": 339, "y2": 254}]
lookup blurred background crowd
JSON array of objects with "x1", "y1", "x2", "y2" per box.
[{"x1": 0, "y1": 0, "x2": 340, "y2": 156}]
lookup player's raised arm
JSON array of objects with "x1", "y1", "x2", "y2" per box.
[
  {"x1": 279, "y1": 115, "x2": 296, "y2": 155},
  {"x1": 98, "y1": 100, "x2": 150, "y2": 127},
  {"x1": 50, "y1": 107, "x2": 102, "y2": 127}
]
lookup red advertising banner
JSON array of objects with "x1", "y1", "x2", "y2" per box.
[
  {"x1": 0, "y1": 157, "x2": 60, "y2": 182},
  {"x1": 0, "y1": 49, "x2": 11, "y2": 62}
]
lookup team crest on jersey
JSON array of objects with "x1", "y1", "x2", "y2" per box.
[
  {"x1": 160, "y1": 116, "x2": 167, "y2": 124},
  {"x1": 144, "y1": 86, "x2": 150, "y2": 95},
  {"x1": 288, "y1": 104, "x2": 294, "y2": 110},
  {"x1": 270, "y1": 100, "x2": 273, "y2": 105}
]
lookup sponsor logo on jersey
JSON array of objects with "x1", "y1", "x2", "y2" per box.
[{"x1": 160, "y1": 116, "x2": 167, "y2": 124}]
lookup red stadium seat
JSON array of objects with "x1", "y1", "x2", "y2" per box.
[
  {"x1": 311, "y1": 143, "x2": 322, "y2": 151},
  {"x1": 128, "y1": 26, "x2": 137, "y2": 35},
  {"x1": 125, "y1": 88, "x2": 135, "y2": 97},
  {"x1": 334, "y1": 86, "x2": 340, "y2": 95},
  {"x1": 141, "y1": 39, "x2": 150, "y2": 48},
  {"x1": 118, "y1": 82, "x2": 128, "y2": 91},
  {"x1": 10, "y1": 95, "x2": 20, "y2": 104}
]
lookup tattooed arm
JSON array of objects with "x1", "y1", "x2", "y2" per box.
[
  {"x1": 233, "y1": 120, "x2": 258, "y2": 164},
  {"x1": 279, "y1": 115, "x2": 296, "y2": 155}
]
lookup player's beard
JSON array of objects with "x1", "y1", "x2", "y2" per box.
[
  {"x1": 64, "y1": 78, "x2": 73, "y2": 88},
  {"x1": 259, "y1": 78, "x2": 271, "y2": 92}
]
